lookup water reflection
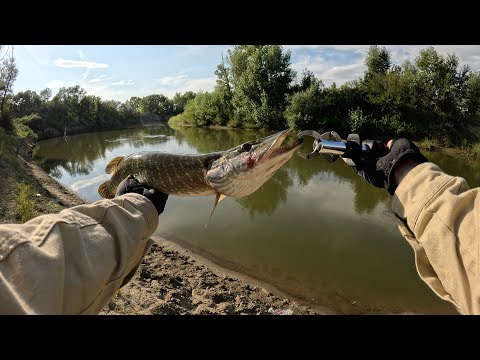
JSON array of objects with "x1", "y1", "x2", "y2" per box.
[
  {"x1": 170, "y1": 128, "x2": 390, "y2": 217},
  {"x1": 34, "y1": 126, "x2": 172, "y2": 178},
  {"x1": 35, "y1": 125, "x2": 472, "y2": 314},
  {"x1": 38, "y1": 125, "x2": 375, "y2": 219},
  {"x1": 172, "y1": 126, "x2": 271, "y2": 155},
  {"x1": 237, "y1": 167, "x2": 293, "y2": 217},
  {"x1": 424, "y1": 150, "x2": 480, "y2": 188}
]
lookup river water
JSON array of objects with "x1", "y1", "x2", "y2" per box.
[{"x1": 35, "y1": 125, "x2": 477, "y2": 314}]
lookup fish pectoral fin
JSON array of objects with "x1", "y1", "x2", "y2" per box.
[
  {"x1": 105, "y1": 156, "x2": 125, "y2": 174},
  {"x1": 205, "y1": 193, "x2": 227, "y2": 228},
  {"x1": 98, "y1": 180, "x2": 114, "y2": 199}
]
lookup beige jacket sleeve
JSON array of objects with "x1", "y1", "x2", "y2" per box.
[
  {"x1": 392, "y1": 162, "x2": 480, "y2": 314},
  {"x1": 0, "y1": 193, "x2": 158, "y2": 315}
]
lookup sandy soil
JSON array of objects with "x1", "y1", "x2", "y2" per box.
[
  {"x1": 2, "y1": 138, "x2": 326, "y2": 315},
  {"x1": 101, "y1": 238, "x2": 325, "y2": 315}
]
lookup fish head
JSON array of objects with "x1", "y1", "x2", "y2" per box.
[{"x1": 206, "y1": 129, "x2": 303, "y2": 198}]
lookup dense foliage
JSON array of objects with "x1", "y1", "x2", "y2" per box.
[
  {"x1": 172, "y1": 45, "x2": 480, "y2": 146},
  {"x1": 1, "y1": 45, "x2": 480, "y2": 146},
  {"x1": 2, "y1": 76, "x2": 195, "y2": 140}
]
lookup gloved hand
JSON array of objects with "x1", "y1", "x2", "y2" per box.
[
  {"x1": 343, "y1": 137, "x2": 427, "y2": 195},
  {"x1": 115, "y1": 175, "x2": 168, "y2": 215}
]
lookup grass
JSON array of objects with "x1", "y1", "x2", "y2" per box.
[
  {"x1": 0, "y1": 130, "x2": 16, "y2": 165},
  {"x1": 471, "y1": 143, "x2": 480, "y2": 158},
  {"x1": 422, "y1": 138, "x2": 439, "y2": 150},
  {"x1": 167, "y1": 114, "x2": 188, "y2": 128},
  {"x1": 14, "y1": 180, "x2": 35, "y2": 223}
]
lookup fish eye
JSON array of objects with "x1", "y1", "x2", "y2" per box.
[{"x1": 241, "y1": 143, "x2": 252, "y2": 152}]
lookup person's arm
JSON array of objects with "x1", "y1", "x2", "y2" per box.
[
  {"x1": 392, "y1": 161, "x2": 480, "y2": 315},
  {"x1": 0, "y1": 193, "x2": 158, "y2": 315},
  {"x1": 343, "y1": 137, "x2": 480, "y2": 314}
]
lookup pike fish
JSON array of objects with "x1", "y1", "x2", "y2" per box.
[{"x1": 98, "y1": 128, "x2": 302, "y2": 220}]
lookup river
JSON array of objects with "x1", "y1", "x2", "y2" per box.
[{"x1": 34, "y1": 124, "x2": 475, "y2": 314}]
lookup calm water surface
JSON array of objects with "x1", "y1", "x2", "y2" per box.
[{"x1": 35, "y1": 125, "x2": 478, "y2": 314}]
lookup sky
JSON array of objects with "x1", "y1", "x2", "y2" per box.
[{"x1": 10, "y1": 45, "x2": 480, "y2": 103}]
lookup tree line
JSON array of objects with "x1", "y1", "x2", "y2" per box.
[
  {"x1": 170, "y1": 45, "x2": 480, "y2": 146},
  {"x1": 2, "y1": 45, "x2": 480, "y2": 146},
  {"x1": 1, "y1": 82, "x2": 195, "y2": 140}
]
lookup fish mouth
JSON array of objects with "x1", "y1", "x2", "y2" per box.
[{"x1": 254, "y1": 128, "x2": 303, "y2": 162}]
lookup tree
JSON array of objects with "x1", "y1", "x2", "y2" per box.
[
  {"x1": 285, "y1": 75, "x2": 324, "y2": 130},
  {"x1": 12, "y1": 90, "x2": 42, "y2": 118},
  {"x1": 415, "y1": 47, "x2": 470, "y2": 120},
  {"x1": 54, "y1": 85, "x2": 87, "y2": 108},
  {"x1": 228, "y1": 45, "x2": 295, "y2": 129},
  {"x1": 179, "y1": 91, "x2": 223, "y2": 126},
  {"x1": 172, "y1": 91, "x2": 195, "y2": 114},
  {"x1": 52, "y1": 85, "x2": 87, "y2": 134},
  {"x1": 364, "y1": 45, "x2": 391, "y2": 80},
  {"x1": 139, "y1": 94, "x2": 173, "y2": 120},
  {"x1": 465, "y1": 71, "x2": 480, "y2": 120},
  {"x1": 94, "y1": 98, "x2": 121, "y2": 128},
  {"x1": 214, "y1": 55, "x2": 234, "y2": 121},
  {"x1": 0, "y1": 56, "x2": 18, "y2": 129},
  {"x1": 129, "y1": 96, "x2": 141, "y2": 111},
  {"x1": 39, "y1": 88, "x2": 52, "y2": 102},
  {"x1": 291, "y1": 69, "x2": 318, "y2": 93},
  {"x1": 78, "y1": 95, "x2": 97, "y2": 126}
]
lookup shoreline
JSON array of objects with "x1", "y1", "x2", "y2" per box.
[
  {"x1": 4, "y1": 132, "x2": 461, "y2": 314},
  {"x1": 14, "y1": 138, "x2": 328, "y2": 315},
  {"x1": 110, "y1": 236, "x2": 333, "y2": 315}
]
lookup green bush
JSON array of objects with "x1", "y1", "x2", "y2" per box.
[
  {"x1": 347, "y1": 107, "x2": 368, "y2": 132},
  {"x1": 471, "y1": 142, "x2": 480, "y2": 158},
  {"x1": 168, "y1": 114, "x2": 188, "y2": 127},
  {"x1": 226, "y1": 117, "x2": 243, "y2": 128},
  {"x1": 13, "y1": 114, "x2": 40, "y2": 140}
]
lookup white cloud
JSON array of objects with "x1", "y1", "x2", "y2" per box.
[
  {"x1": 175, "y1": 45, "x2": 231, "y2": 56},
  {"x1": 384, "y1": 45, "x2": 480, "y2": 71},
  {"x1": 319, "y1": 62, "x2": 365, "y2": 84},
  {"x1": 55, "y1": 57, "x2": 109, "y2": 69},
  {"x1": 153, "y1": 74, "x2": 216, "y2": 97},
  {"x1": 291, "y1": 53, "x2": 329, "y2": 73},
  {"x1": 180, "y1": 77, "x2": 216, "y2": 93},
  {"x1": 87, "y1": 75, "x2": 111, "y2": 83},
  {"x1": 286, "y1": 45, "x2": 369, "y2": 54},
  {"x1": 291, "y1": 52, "x2": 364, "y2": 86},
  {"x1": 155, "y1": 74, "x2": 189, "y2": 87},
  {"x1": 112, "y1": 80, "x2": 134, "y2": 86},
  {"x1": 289, "y1": 45, "x2": 480, "y2": 87},
  {"x1": 45, "y1": 79, "x2": 64, "y2": 89}
]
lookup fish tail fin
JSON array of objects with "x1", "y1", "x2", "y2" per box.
[
  {"x1": 205, "y1": 193, "x2": 226, "y2": 228},
  {"x1": 105, "y1": 156, "x2": 125, "y2": 174},
  {"x1": 98, "y1": 180, "x2": 115, "y2": 199}
]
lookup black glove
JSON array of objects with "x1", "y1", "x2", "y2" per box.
[
  {"x1": 115, "y1": 175, "x2": 168, "y2": 215},
  {"x1": 343, "y1": 137, "x2": 427, "y2": 195}
]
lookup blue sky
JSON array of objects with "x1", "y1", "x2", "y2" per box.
[{"x1": 11, "y1": 45, "x2": 480, "y2": 102}]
